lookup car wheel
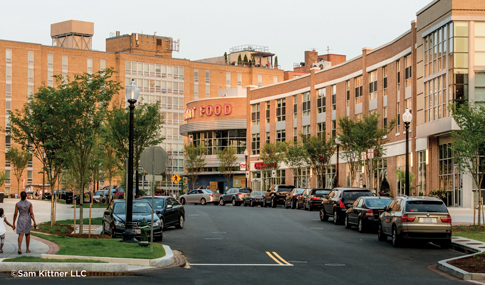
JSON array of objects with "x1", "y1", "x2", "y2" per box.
[
  {"x1": 378, "y1": 223, "x2": 387, "y2": 242},
  {"x1": 333, "y1": 210, "x2": 341, "y2": 225},
  {"x1": 232, "y1": 199, "x2": 237, "y2": 206},
  {"x1": 358, "y1": 218, "x2": 365, "y2": 233},
  {"x1": 263, "y1": 199, "x2": 267, "y2": 207},
  {"x1": 308, "y1": 204, "x2": 313, "y2": 211},
  {"x1": 219, "y1": 199, "x2": 225, "y2": 206},
  {"x1": 180, "y1": 198, "x2": 186, "y2": 205},
  {"x1": 200, "y1": 198, "x2": 206, "y2": 205},
  {"x1": 160, "y1": 218, "x2": 165, "y2": 230},
  {"x1": 175, "y1": 216, "x2": 184, "y2": 229},
  {"x1": 320, "y1": 209, "x2": 328, "y2": 222},
  {"x1": 392, "y1": 226, "x2": 402, "y2": 247},
  {"x1": 244, "y1": 201, "x2": 248, "y2": 207},
  {"x1": 271, "y1": 198, "x2": 276, "y2": 208},
  {"x1": 344, "y1": 214, "x2": 351, "y2": 229},
  {"x1": 284, "y1": 200, "x2": 290, "y2": 209},
  {"x1": 291, "y1": 200, "x2": 296, "y2": 209},
  {"x1": 250, "y1": 200, "x2": 255, "y2": 207}
]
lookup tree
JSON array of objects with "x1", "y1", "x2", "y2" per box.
[
  {"x1": 243, "y1": 54, "x2": 248, "y2": 65},
  {"x1": 274, "y1": 56, "x2": 278, "y2": 68},
  {"x1": 449, "y1": 102, "x2": 485, "y2": 226},
  {"x1": 224, "y1": 52, "x2": 227, "y2": 63},
  {"x1": 395, "y1": 169, "x2": 419, "y2": 195},
  {"x1": 184, "y1": 144, "x2": 207, "y2": 191},
  {"x1": 238, "y1": 54, "x2": 242, "y2": 65},
  {"x1": 251, "y1": 54, "x2": 256, "y2": 65},
  {"x1": 301, "y1": 134, "x2": 336, "y2": 188},
  {"x1": 53, "y1": 68, "x2": 122, "y2": 234},
  {"x1": 106, "y1": 101, "x2": 164, "y2": 196},
  {"x1": 338, "y1": 113, "x2": 395, "y2": 187},
  {"x1": 217, "y1": 146, "x2": 238, "y2": 188},
  {"x1": 6, "y1": 147, "x2": 31, "y2": 194},
  {"x1": 281, "y1": 141, "x2": 308, "y2": 187},
  {"x1": 260, "y1": 142, "x2": 286, "y2": 186}
]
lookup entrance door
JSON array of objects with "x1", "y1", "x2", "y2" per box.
[
  {"x1": 251, "y1": 179, "x2": 261, "y2": 192},
  {"x1": 453, "y1": 166, "x2": 462, "y2": 207},
  {"x1": 217, "y1": 182, "x2": 225, "y2": 194}
]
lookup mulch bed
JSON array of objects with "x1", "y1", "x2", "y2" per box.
[
  {"x1": 69, "y1": 233, "x2": 111, "y2": 239},
  {"x1": 448, "y1": 254, "x2": 485, "y2": 273},
  {"x1": 34, "y1": 225, "x2": 111, "y2": 239}
]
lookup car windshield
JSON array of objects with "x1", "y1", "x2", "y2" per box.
[
  {"x1": 239, "y1": 189, "x2": 251, "y2": 193},
  {"x1": 294, "y1": 189, "x2": 305, "y2": 194},
  {"x1": 95, "y1": 191, "x2": 104, "y2": 196},
  {"x1": 113, "y1": 203, "x2": 126, "y2": 214},
  {"x1": 133, "y1": 201, "x2": 152, "y2": 213},
  {"x1": 313, "y1": 190, "x2": 331, "y2": 196},
  {"x1": 278, "y1": 186, "x2": 294, "y2": 192},
  {"x1": 152, "y1": 199, "x2": 165, "y2": 210},
  {"x1": 117, "y1": 187, "x2": 125, "y2": 193},
  {"x1": 364, "y1": 198, "x2": 392, "y2": 208},
  {"x1": 342, "y1": 190, "x2": 373, "y2": 202},
  {"x1": 252, "y1": 191, "x2": 265, "y2": 196},
  {"x1": 405, "y1": 201, "x2": 448, "y2": 213},
  {"x1": 203, "y1": 190, "x2": 217, "y2": 194}
]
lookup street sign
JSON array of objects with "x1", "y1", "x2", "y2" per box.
[
  {"x1": 171, "y1": 173, "x2": 181, "y2": 184},
  {"x1": 271, "y1": 170, "x2": 276, "y2": 177},
  {"x1": 240, "y1": 163, "x2": 246, "y2": 171},
  {"x1": 246, "y1": 171, "x2": 249, "y2": 178},
  {"x1": 140, "y1": 146, "x2": 168, "y2": 175},
  {"x1": 361, "y1": 151, "x2": 367, "y2": 161},
  {"x1": 367, "y1": 149, "x2": 374, "y2": 159}
]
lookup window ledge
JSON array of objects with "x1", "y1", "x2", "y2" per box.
[{"x1": 395, "y1": 133, "x2": 400, "y2": 136}]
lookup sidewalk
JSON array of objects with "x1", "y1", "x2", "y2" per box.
[{"x1": 0, "y1": 227, "x2": 50, "y2": 258}]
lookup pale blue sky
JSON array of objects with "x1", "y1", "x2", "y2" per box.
[{"x1": 1, "y1": 0, "x2": 429, "y2": 70}]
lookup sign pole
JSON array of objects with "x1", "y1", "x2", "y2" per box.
[{"x1": 150, "y1": 147, "x2": 154, "y2": 252}]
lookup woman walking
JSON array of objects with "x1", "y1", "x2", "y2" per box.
[{"x1": 13, "y1": 191, "x2": 37, "y2": 254}]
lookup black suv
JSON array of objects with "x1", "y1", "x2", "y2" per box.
[
  {"x1": 320, "y1": 188, "x2": 373, "y2": 224},
  {"x1": 263, "y1": 185, "x2": 295, "y2": 208}
]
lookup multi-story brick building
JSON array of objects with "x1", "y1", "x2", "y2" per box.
[
  {"x1": 0, "y1": 20, "x2": 284, "y2": 196},
  {"x1": 244, "y1": 0, "x2": 485, "y2": 208}
]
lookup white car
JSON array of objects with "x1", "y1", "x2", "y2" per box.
[{"x1": 179, "y1": 189, "x2": 221, "y2": 205}]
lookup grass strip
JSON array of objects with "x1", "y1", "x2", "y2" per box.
[
  {"x1": 54, "y1": 217, "x2": 103, "y2": 226},
  {"x1": 3, "y1": 256, "x2": 107, "y2": 263},
  {"x1": 31, "y1": 232, "x2": 165, "y2": 259}
]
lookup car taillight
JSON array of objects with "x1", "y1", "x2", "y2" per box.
[
  {"x1": 441, "y1": 215, "x2": 452, "y2": 223},
  {"x1": 238, "y1": 193, "x2": 243, "y2": 195},
  {"x1": 209, "y1": 194, "x2": 213, "y2": 197},
  {"x1": 401, "y1": 214, "x2": 415, "y2": 222},
  {"x1": 312, "y1": 197, "x2": 320, "y2": 200},
  {"x1": 338, "y1": 200, "x2": 346, "y2": 209},
  {"x1": 255, "y1": 198, "x2": 260, "y2": 201},
  {"x1": 365, "y1": 209, "x2": 374, "y2": 217},
  {"x1": 294, "y1": 194, "x2": 300, "y2": 197}
]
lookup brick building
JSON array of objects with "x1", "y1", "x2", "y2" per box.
[
  {"x1": 0, "y1": 20, "x2": 284, "y2": 195},
  {"x1": 245, "y1": 0, "x2": 485, "y2": 208}
]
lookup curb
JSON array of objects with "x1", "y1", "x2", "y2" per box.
[{"x1": 437, "y1": 238, "x2": 485, "y2": 281}]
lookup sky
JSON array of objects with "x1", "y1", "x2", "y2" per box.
[{"x1": 1, "y1": 0, "x2": 430, "y2": 70}]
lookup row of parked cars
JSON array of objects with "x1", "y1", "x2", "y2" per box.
[{"x1": 179, "y1": 185, "x2": 452, "y2": 248}]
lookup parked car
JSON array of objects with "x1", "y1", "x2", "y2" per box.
[
  {"x1": 284, "y1": 188, "x2": 305, "y2": 209},
  {"x1": 93, "y1": 190, "x2": 109, "y2": 203},
  {"x1": 243, "y1": 191, "x2": 266, "y2": 207},
  {"x1": 303, "y1": 189, "x2": 332, "y2": 211},
  {"x1": 179, "y1": 189, "x2": 221, "y2": 205},
  {"x1": 75, "y1": 191, "x2": 92, "y2": 204},
  {"x1": 263, "y1": 184, "x2": 295, "y2": 208},
  {"x1": 102, "y1": 199, "x2": 163, "y2": 241},
  {"x1": 42, "y1": 192, "x2": 52, "y2": 200},
  {"x1": 297, "y1": 189, "x2": 312, "y2": 209},
  {"x1": 320, "y1": 188, "x2": 373, "y2": 224},
  {"x1": 138, "y1": 196, "x2": 185, "y2": 229},
  {"x1": 53, "y1": 190, "x2": 68, "y2": 200},
  {"x1": 344, "y1": 196, "x2": 392, "y2": 232},
  {"x1": 26, "y1": 191, "x2": 34, "y2": 199},
  {"x1": 219, "y1": 187, "x2": 252, "y2": 206},
  {"x1": 377, "y1": 196, "x2": 452, "y2": 248}
]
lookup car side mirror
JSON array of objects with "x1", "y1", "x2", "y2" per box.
[{"x1": 167, "y1": 205, "x2": 173, "y2": 209}]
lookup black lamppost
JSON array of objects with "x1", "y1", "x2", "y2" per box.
[
  {"x1": 244, "y1": 149, "x2": 249, "y2": 187},
  {"x1": 335, "y1": 136, "x2": 341, "y2": 187},
  {"x1": 403, "y1": 109, "x2": 412, "y2": 196},
  {"x1": 122, "y1": 79, "x2": 139, "y2": 243}
]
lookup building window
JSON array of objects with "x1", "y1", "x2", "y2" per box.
[
  {"x1": 383, "y1": 107, "x2": 388, "y2": 127},
  {"x1": 383, "y1": 66, "x2": 388, "y2": 96},
  {"x1": 345, "y1": 80, "x2": 350, "y2": 108},
  {"x1": 205, "y1": 85, "x2": 210, "y2": 98},
  {"x1": 100, "y1": 59, "x2": 106, "y2": 71},
  {"x1": 266, "y1": 132, "x2": 270, "y2": 143},
  {"x1": 368, "y1": 70, "x2": 377, "y2": 100},
  {"x1": 226, "y1": 72, "x2": 231, "y2": 88},
  {"x1": 273, "y1": 76, "x2": 278, "y2": 84},
  {"x1": 6, "y1": 49, "x2": 12, "y2": 63},
  {"x1": 318, "y1": 88, "x2": 326, "y2": 113},
  {"x1": 252, "y1": 134, "x2": 260, "y2": 155},
  {"x1": 194, "y1": 69, "x2": 199, "y2": 83},
  {"x1": 28, "y1": 51, "x2": 34, "y2": 65},
  {"x1": 251, "y1": 103, "x2": 260, "y2": 126},
  {"x1": 4, "y1": 187, "x2": 9, "y2": 195},
  {"x1": 318, "y1": 122, "x2": 326, "y2": 138},
  {"x1": 276, "y1": 99, "x2": 286, "y2": 122},
  {"x1": 354, "y1": 76, "x2": 363, "y2": 104},
  {"x1": 331, "y1": 120, "x2": 336, "y2": 138},
  {"x1": 27, "y1": 170, "x2": 32, "y2": 183},
  {"x1": 476, "y1": 72, "x2": 485, "y2": 103},
  {"x1": 302, "y1": 92, "x2": 310, "y2": 116},
  {"x1": 451, "y1": 22, "x2": 469, "y2": 108},
  {"x1": 397, "y1": 59, "x2": 401, "y2": 90},
  {"x1": 293, "y1": 95, "x2": 297, "y2": 116},
  {"x1": 331, "y1": 85, "x2": 336, "y2": 110},
  {"x1": 192, "y1": 130, "x2": 246, "y2": 155},
  {"x1": 62, "y1": 55, "x2": 68, "y2": 80},
  {"x1": 319, "y1": 166, "x2": 336, "y2": 189},
  {"x1": 194, "y1": 83, "x2": 199, "y2": 100},
  {"x1": 418, "y1": 151, "x2": 426, "y2": 196},
  {"x1": 396, "y1": 155, "x2": 406, "y2": 195},
  {"x1": 294, "y1": 168, "x2": 311, "y2": 188},
  {"x1": 266, "y1": 102, "x2": 270, "y2": 123},
  {"x1": 294, "y1": 127, "x2": 297, "y2": 142},
  {"x1": 476, "y1": 22, "x2": 485, "y2": 66},
  {"x1": 5, "y1": 170, "x2": 10, "y2": 184},
  {"x1": 258, "y1": 74, "x2": 262, "y2": 87},
  {"x1": 205, "y1": 70, "x2": 210, "y2": 84},
  {"x1": 276, "y1": 130, "x2": 286, "y2": 142},
  {"x1": 439, "y1": 143, "x2": 457, "y2": 206},
  {"x1": 5, "y1": 135, "x2": 10, "y2": 148},
  {"x1": 424, "y1": 74, "x2": 447, "y2": 122},
  {"x1": 237, "y1": 73, "x2": 242, "y2": 87},
  {"x1": 87, "y1": 58, "x2": 93, "y2": 74},
  {"x1": 302, "y1": 125, "x2": 310, "y2": 139},
  {"x1": 405, "y1": 55, "x2": 412, "y2": 87},
  {"x1": 405, "y1": 98, "x2": 411, "y2": 113}
]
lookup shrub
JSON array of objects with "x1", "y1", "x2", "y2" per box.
[{"x1": 429, "y1": 189, "x2": 447, "y2": 199}]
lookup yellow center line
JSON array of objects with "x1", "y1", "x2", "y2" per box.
[
  {"x1": 266, "y1": 251, "x2": 283, "y2": 265},
  {"x1": 272, "y1": 252, "x2": 291, "y2": 265}
]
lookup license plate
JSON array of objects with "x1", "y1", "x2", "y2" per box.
[
  {"x1": 419, "y1": 218, "x2": 437, "y2": 223},
  {"x1": 135, "y1": 229, "x2": 141, "y2": 234}
]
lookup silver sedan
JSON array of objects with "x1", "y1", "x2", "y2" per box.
[{"x1": 179, "y1": 189, "x2": 221, "y2": 205}]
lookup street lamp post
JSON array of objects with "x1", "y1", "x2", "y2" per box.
[
  {"x1": 122, "y1": 79, "x2": 139, "y2": 243},
  {"x1": 403, "y1": 109, "x2": 412, "y2": 196},
  {"x1": 335, "y1": 136, "x2": 341, "y2": 188},
  {"x1": 244, "y1": 149, "x2": 249, "y2": 187}
]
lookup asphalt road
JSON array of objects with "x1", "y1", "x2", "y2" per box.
[{"x1": 2, "y1": 203, "x2": 464, "y2": 284}]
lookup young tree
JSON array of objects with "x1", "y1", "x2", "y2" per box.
[
  {"x1": 274, "y1": 56, "x2": 278, "y2": 68},
  {"x1": 301, "y1": 134, "x2": 336, "y2": 188},
  {"x1": 184, "y1": 144, "x2": 207, "y2": 191},
  {"x1": 216, "y1": 146, "x2": 238, "y2": 188},
  {"x1": 395, "y1": 169, "x2": 419, "y2": 195},
  {"x1": 281, "y1": 141, "x2": 308, "y2": 187},
  {"x1": 260, "y1": 142, "x2": 286, "y2": 186},
  {"x1": 53, "y1": 68, "x2": 122, "y2": 234},
  {"x1": 449, "y1": 102, "x2": 485, "y2": 226},
  {"x1": 6, "y1": 147, "x2": 31, "y2": 195},
  {"x1": 224, "y1": 52, "x2": 228, "y2": 63},
  {"x1": 338, "y1": 113, "x2": 395, "y2": 187},
  {"x1": 238, "y1": 54, "x2": 242, "y2": 65},
  {"x1": 243, "y1": 54, "x2": 249, "y2": 65}
]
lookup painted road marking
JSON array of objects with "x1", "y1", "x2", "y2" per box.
[
  {"x1": 266, "y1": 251, "x2": 292, "y2": 265},
  {"x1": 211, "y1": 232, "x2": 226, "y2": 234},
  {"x1": 190, "y1": 264, "x2": 292, "y2": 266},
  {"x1": 205, "y1": 238, "x2": 223, "y2": 240}
]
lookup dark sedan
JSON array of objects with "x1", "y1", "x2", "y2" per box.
[
  {"x1": 243, "y1": 191, "x2": 266, "y2": 207},
  {"x1": 102, "y1": 200, "x2": 163, "y2": 241},
  {"x1": 138, "y1": 196, "x2": 185, "y2": 229},
  {"x1": 42, "y1": 192, "x2": 52, "y2": 200},
  {"x1": 284, "y1": 188, "x2": 305, "y2": 209},
  {"x1": 344, "y1": 196, "x2": 392, "y2": 232},
  {"x1": 303, "y1": 189, "x2": 331, "y2": 211}
]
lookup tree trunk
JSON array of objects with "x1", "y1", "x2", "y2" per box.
[
  {"x1": 50, "y1": 183, "x2": 56, "y2": 226},
  {"x1": 79, "y1": 176, "x2": 84, "y2": 235},
  {"x1": 135, "y1": 169, "x2": 139, "y2": 197}
]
